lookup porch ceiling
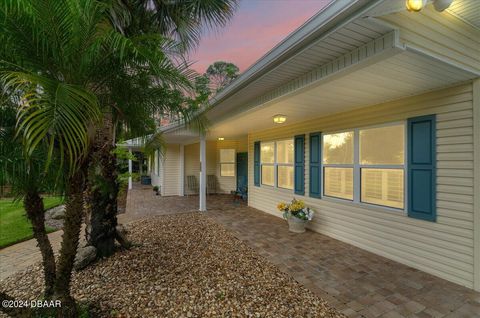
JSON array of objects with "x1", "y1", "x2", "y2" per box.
[{"x1": 207, "y1": 50, "x2": 476, "y2": 139}]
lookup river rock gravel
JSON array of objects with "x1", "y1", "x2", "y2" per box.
[{"x1": 0, "y1": 213, "x2": 343, "y2": 318}]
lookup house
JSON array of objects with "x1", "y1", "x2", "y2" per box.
[{"x1": 124, "y1": 0, "x2": 480, "y2": 291}]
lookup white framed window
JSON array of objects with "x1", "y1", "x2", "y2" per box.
[
  {"x1": 323, "y1": 131, "x2": 354, "y2": 200},
  {"x1": 276, "y1": 139, "x2": 294, "y2": 189},
  {"x1": 359, "y1": 124, "x2": 405, "y2": 209},
  {"x1": 260, "y1": 142, "x2": 274, "y2": 186},
  {"x1": 219, "y1": 149, "x2": 235, "y2": 177},
  {"x1": 260, "y1": 139, "x2": 294, "y2": 190},
  {"x1": 322, "y1": 122, "x2": 406, "y2": 209}
]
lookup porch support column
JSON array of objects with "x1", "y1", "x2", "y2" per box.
[
  {"x1": 180, "y1": 144, "x2": 185, "y2": 196},
  {"x1": 199, "y1": 135, "x2": 207, "y2": 211},
  {"x1": 128, "y1": 147, "x2": 133, "y2": 190},
  {"x1": 147, "y1": 154, "x2": 151, "y2": 174}
]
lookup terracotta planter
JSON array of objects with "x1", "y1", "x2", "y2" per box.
[{"x1": 287, "y1": 215, "x2": 307, "y2": 233}]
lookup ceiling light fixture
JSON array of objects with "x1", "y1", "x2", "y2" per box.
[
  {"x1": 405, "y1": 0, "x2": 427, "y2": 12},
  {"x1": 406, "y1": 0, "x2": 453, "y2": 12},
  {"x1": 273, "y1": 114, "x2": 287, "y2": 124},
  {"x1": 218, "y1": 137, "x2": 225, "y2": 141}
]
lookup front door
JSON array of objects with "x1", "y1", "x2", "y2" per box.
[{"x1": 236, "y1": 152, "x2": 248, "y2": 191}]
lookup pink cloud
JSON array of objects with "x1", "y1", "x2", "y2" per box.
[{"x1": 189, "y1": 1, "x2": 331, "y2": 74}]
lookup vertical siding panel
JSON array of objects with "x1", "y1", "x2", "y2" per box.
[{"x1": 155, "y1": 144, "x2": 181, "y2": 196}]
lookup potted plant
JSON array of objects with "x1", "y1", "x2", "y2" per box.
[
  {"x1": 153, "y1": 185, "x2": 160, "y2": 195},
  {"x1": 277, "y1": 198, "x2": 314, "y2": 233}
]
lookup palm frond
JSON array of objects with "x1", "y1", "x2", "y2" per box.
[
  {"x1": 1, "y1": 70, "x2": 101, "y2": 172},
  {"x1": 148, "y1": 0, "x2": 239, "y2": 51}
]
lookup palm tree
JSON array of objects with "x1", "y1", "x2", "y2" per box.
[
  {"x1": 84, "y1": 0, "x2": 238, "y2": 255},
  {"x1": 1, "y1": 0, "x2": 238, "y2": 315},
  {"x1": 113, "y1": 0, "x2": 239, "y2": 50},
  {"x1": 82, "y1": 29, "x2": 197, "y2": 257},
  {"x1": 0, "y1": 93, "x2": 60, "y2": 299},
  {"x1": 0, "y1": 0, "x2": 168, "y2": 315}
]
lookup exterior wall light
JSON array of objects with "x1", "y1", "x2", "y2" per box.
[
  {"x1": 273, "y1": 114, "x2": 287, "y2": 124},
  {"x1": 433, "y1": 0, "x2": 453, "y2": 12},
  {"x1": 218, "y1": 137, "x2": 225, "y2": 141},
  {"x1": 406, "y1": 0, "x2": 453, "y2": 12},
  {"x1": 406, "y1": 0, "x2": 427, "y2": 12}
]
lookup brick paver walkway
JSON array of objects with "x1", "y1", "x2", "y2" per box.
[
  {"x1": 0, "y1": 184, "x2": 224, "y2": 280},
  {"x1": 0, "y1": 231, "x2": 63, "y2": 281},
  {"x1": 1, "y1": 185, "x2": 479, "y2": 317},
  {"x1": 207, "y1": 206, "x2": 480, "y2": 317}
]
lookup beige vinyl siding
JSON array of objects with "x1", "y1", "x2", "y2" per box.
[
  {"x1": 161, "y1": 144, "x2": 181, "y2": 196},
  {"x1": 248, "y1": 83, "x2": 476, "y2": 289},
  {"x1": 216, "y1": 139, "x2": 248, "y2": 193},
  {"x1": 379, "y1": 5, "x2": 480, "y2": 74},
  {"x1": 184, "y1": 141, "x2": 217, "y2": 195}
]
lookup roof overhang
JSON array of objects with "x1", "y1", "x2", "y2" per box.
[{"x1": 154, "y1": 0, "x2": 478, "y2": 144}]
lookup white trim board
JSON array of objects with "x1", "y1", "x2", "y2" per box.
[{"x1": 473, "y1": 78, "x2": 480, "y2": 291}]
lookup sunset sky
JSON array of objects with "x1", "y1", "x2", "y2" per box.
[{"x1": 188, "y1": 0, "x2": 331, "y2": 74}]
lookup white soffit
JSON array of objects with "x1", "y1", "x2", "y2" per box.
[
  {"x1": 206, "y1": 17, "x2": 392, "y2": 121},
  {"x1": 209, "y1": 50, "x2": 476, "y2": 138},
  {"x1": 447, "y1": 0, "x2": 480, "y2": 28}
]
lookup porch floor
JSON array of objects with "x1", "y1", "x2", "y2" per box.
[{"x1": 126, "y1": 186, "x2": 480, "y2": 318}]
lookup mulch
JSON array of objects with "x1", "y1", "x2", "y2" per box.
[{"x1": 0, "y1": 213, "x2": 343, "y2": 318}]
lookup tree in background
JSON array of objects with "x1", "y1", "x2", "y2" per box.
[
  {"x1": 194, "y1": 74, "x2": 212, "y2": 105},
  {"x1": 205, "y1": 61, "x2": 240, "y2": 92}
]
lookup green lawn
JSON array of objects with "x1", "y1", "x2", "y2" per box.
[{"x1": 0, "y1": 196, "x2": 63, "y2": 248}]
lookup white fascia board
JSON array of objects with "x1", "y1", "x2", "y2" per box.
[{"x1": 208, "y1": 0, "x2": 388, "y2": 107}]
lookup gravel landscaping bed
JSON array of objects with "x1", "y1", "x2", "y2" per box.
[{"x1": 1, "y1": 213, "x2": 343, "y2": 317}]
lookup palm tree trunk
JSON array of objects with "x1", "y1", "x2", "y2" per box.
[
  {"x1": 54, "y1": 165, "x2": 87, "y2": 317},
  {"x1": 24, "y1": 191, "x2": 56, "y2": 298},
  {"x1": 85, "y1": 113, "x2": 119, "y2": 257}
]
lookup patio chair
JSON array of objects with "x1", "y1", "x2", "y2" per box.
[
  {"x1": 186, "y1": 175, "x2": 198, "y2": 196},
  {"x1": 232, "y1": 185, "x2": 248, "y2": 204},
  {"x1": 207, "y1": 175, "x2": 218, "y2": 195},
  {"x1": 233, "y1": 172, "x2": 248, "y2": 203}
]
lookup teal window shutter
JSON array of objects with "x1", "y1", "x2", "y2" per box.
[
  {"x1": 309, "y1": 132, "x2": 322, "y2": 198},
  {"x1": 407, "y1": 115, "x2": 436, "y2": 221},
  {"x1": 294, "y1": 135, "x2": 305, "y2": 195},
  {"x1": 254, "y1": 141, "x2": 260, "y2": 187}
]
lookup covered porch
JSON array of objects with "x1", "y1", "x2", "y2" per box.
[
  {"x1": 124, "y1": 186, "x2": 480, "y2": 317},
  {"x1": 156, "y1": 9, "x2": 479, "y2": 291},
  {"x1": 122, "y1": 133, "x2": 249, "y2": 211},
  {"x1": 125, "y1": 2, "x2": 480, "y2": 292}
]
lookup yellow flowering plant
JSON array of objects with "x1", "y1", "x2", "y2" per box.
[{"x1": 276, "y1": 198, "x2": 314, "y2": 221}]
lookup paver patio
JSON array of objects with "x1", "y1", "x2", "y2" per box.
[
  {"x1": 122, "y1": 186, "x2": 480, "y2": 318},
  {"x1": 1, "y1": 185, "x2": 479, "y2": 317}
]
